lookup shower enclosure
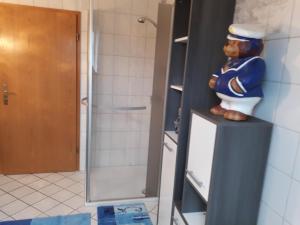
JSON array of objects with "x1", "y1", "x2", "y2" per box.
[{"x1": 86, "y1": 0, "x2": 160, "y2": 202}]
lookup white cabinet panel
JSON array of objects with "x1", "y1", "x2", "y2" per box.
[
  {"x1": 158, "y1": 134, "x2": 178, "y2": 225},
  {"x1": 186, "y1": 113, "x2": 216, "y2": 201},
  {"x1": 173, "y1": 207, "x2": 186, "y2": 225}
]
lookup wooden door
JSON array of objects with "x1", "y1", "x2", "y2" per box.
[{"x1": 0, "y1": 3, "x2": 80, "y2": 174}]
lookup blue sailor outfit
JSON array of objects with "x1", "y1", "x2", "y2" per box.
[
  {"x1": 213, "y1": 56, "x2": 265, "y2": 98},
  {"x1": 211, "y1": 24, "x2": 266, "y2": 116}
]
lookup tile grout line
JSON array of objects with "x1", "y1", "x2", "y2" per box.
[{"x1": 0, "y1": 173, "x2": 85, "y2": 220}]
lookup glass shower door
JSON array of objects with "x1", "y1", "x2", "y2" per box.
[{"x1": 86, "y1": 0, "x2": 156, "y2": 202}]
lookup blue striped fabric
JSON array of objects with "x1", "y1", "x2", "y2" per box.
[{"x1": 0, "y1": 213, "x2": 90, "y2": 225}]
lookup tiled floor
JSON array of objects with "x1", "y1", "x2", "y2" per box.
[{"x1": 0, "y1": 172, "x2": 158, "y2": 225}]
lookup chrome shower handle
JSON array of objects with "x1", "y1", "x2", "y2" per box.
[
  {"x1": 110, "y1": 106, "x2": 146, "y2": 111},
  {"x1": 81, "y1": 98, "x2": 147, "y2": 111}
]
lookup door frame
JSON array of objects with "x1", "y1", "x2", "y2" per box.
[{"x1": 0, "y1": 3, "x2": 81, "y2": 173}]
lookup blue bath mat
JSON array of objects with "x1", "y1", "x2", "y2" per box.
[
  {"x1": 0, "y1": 213, "x2": 90, "y2": 225},
  {"x1": 98, "y1": 203, "x2": 152, "y2": 225}
]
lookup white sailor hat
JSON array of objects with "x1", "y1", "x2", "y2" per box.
[{"x1": 227, "y1": 24, "x2": 265, "y2": 42}]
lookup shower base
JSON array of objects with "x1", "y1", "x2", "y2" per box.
[{"x1": 88, "y1": 165, "x2": 147, "y2": 201}]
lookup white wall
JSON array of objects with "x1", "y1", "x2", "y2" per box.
[
  {"x1": 0, "y1": 0, "x2": 89, "y2": 171},
  {"x1": 235, "y1": 0, "x2": 300, "y2": 225}
]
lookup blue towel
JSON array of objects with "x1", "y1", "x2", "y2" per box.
[{"x1": 0, "y1": 214, "x2": 90, "y2": 225}]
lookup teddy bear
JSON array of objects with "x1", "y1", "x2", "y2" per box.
[{"x1": 209, "y1": 24, "x2": 266, "y2": 121}]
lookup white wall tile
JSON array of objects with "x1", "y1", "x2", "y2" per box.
[
  {"x1": 113, "y1": 76, "x2": 129, "y2": 95},
  {"x1": 115, "y1": 14, "x2": 131, "y2": 35},
  {"x1": 62, "y1": 0, "x2": 78, "y2": 10},
  {"x1": 100, "y1": 34, "x2": 115, "y2": 55},
  {"x1": 79, "y1": 0, "x2": 89, "y2": 10},
  {"x1": 81, "y1": 10, "x2": 88, "y2": 32},
  {"x1": 81, "y1": 53, "x2": 88, "y2": 74},
  {"x1": 130, "y1": 37, "x2": 146, "y2": 57},
  {"x1": 146, "y1": 23, "x2": 156, "y2": 38},
  {"x1": 96, "y1": 131, "x2": 112, "y2": 149},
  {"x1": 126, "y1": 132, "x2": 140, "y2": 148},
  {"x1": 99, "y1": 55, "x2": 114, "y2": 75},
  {"x1": 99, "y1": 12, "x2": 115, "y2": 34},
  {"x1": 97, "y1": 0, "x2": 114, "y2": 11},
  {"x1": 285, "y1": 180, "x2": 300, "y2": 225},
  {"x1": 143, "y1": 77, "x2": 153, "y2": 96},
  {"x1": 290, "y1": 0, "x2": 300, "y2": 37},
  {"x1": 283, "y1": 221, "x2": 292, "y2": 225},
  {"x1": 48, "y1": 0, "x2": 62, "y2": 8},
  {"x1": 80, "y1": 113, "x2": 87, "y2": 133},
  {"x1": 34, "y1": 0, "x2": 49, "y2": 7},
  {"x1": 110, "y1": 150, "x2": 126, "y2": 166},
  {"x1": 144, "y1": 59, "x2": 154, "y2": 78},
  {"x1": 283, "y1": 38, "x2": 300, "y2": 84},
  {"x1": 96, "y1": 94, "x2": 113, "y2": 114},
  {"x1": 258, "y1": 202, "x2": 283, "y2": 225},
  {"x1": 128, "y1": 113, "x2": 143, "y2": 131},
  {"x1": 115, "y1": 0, "x2": 131, "y2": 14},
  {"x1": 114, "y1": 35, "x2": 131, "y2": 56},
  {"x1": 276, "y1": 84, "x2": 300, "y2": 132},
  {"x1": 268, "y1": 126, "x2": 299, "y2": 175},
  {"x1": 80, "y1": 132, "x2": 86, "y2": 170},
  {"x1": 293, "y1": 146, "x2": 300, "y2": 181},
  {"x1": 13, "y1": 0, "x2": 33, "y2": 5},
  {"x1": 96, "y1": 114, "x2": 112, "y2": 131},
  {"x1": 94, "y1": 150, "x2": 110, "y2": 167},
  {"x1": 140, "y1": 131, "x2": 149, "y2": 148},
  {"x1": 96, "y1": 75, "x2": 113, "y2": 95},
  {"x1": 81, "y1": 31, "x2": 88, "y2": 53},
  {"x1": 253, "y1": 81, "x2": 280, "y2": 122},
  {"x1": 80, "y1": 73, "x2": 87, "y2": 96},
  {"x1": 266, "y1": 0, "x2": 294, "y2": 39},
  {"x1": 128, "y1": 77, "x2": 144, "y2": 95},
  {"x1": 145, "y1": 38, "x2": 156, "y2": 58},
  {"x1": 111, "y1": 131, "x2": 127, "y2": 149},
  {"x1": 132, "y1": 0, "x2": 147, "y2": 16},
  {"x1": 147, "y1": 0, "x2": 159, "y2": 21},
  {"x1": 261, "y1": 166, "x2": 292, "y2": 216},
  {"x1": 234, "y1": 0, "x2": 269, "y2": 28},
  {"x1": 129, "y1": 58, "x2": 144, "y2": 77},
  {"x1": 114, "y1": 56, "x2": 129, "y2": 76},
  {"x1": 111, "y1": 114, "x2": 128, "y2": 131},
  {"x1": 113, "y1": 95, "x2": 128, "y2": 109},
  {"x1": 263, "y1": 39, "x2": 288, "y2": 82}
]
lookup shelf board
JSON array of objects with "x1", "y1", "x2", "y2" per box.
[
  {"x1": 174, "y1": 36, "x2": 188, "y2": 43},
  {"x1": 170, "y1": 85, "x2": 183, "y2": 92},
  {"x1": 165, "y1": 131, "x2": 178, "y2": 143},
  {"x1": 182, "y1": 212, "x2": 206, "y2": 225}
]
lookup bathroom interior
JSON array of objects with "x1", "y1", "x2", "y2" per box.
[{"x1": 0, "y1": 0, "x2": 300, "y2": 225}]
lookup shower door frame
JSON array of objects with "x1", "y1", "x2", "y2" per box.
[
  {"x1": 85, "y1": 0, "x2": 93, "y2": 204},
  {"x1": 85, "y1": 0, "x2": 159, "y2": 204}
]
